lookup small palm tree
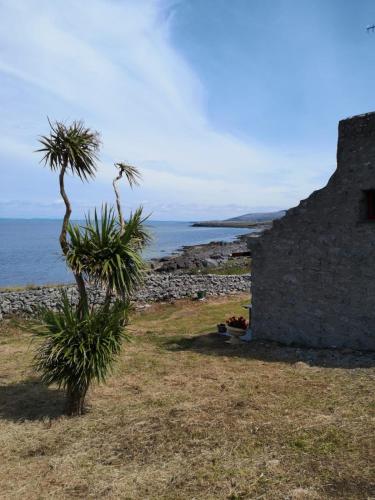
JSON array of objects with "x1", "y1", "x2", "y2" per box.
[
  {"x1": 66, "y1": 204, "x2": 150, "y2": 302},
  {"x1": 38, "y1": 119, "x2": 100, "y2": 254},
  {"x1": 34, "y1": 120, "x2": 149, "y2": 416},
  {"x1": 37, "y1": 120, "x2": 100, "y2": 316},
  {"x1": 33, "y1": 292, "x2": 129, "y2": 416},
  {"x1": 112, "y1": 162, "x2": 142, "y2": 232}
]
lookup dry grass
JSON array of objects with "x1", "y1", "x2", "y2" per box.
[{"x1": 0, "y1": 295, "x2": 374, "y2": 499}]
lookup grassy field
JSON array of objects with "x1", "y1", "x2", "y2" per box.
[
  {"x1": 0, "y1": 295, "x2": 374, "y2": 499},
  {"x1": 190, "y1": 257, "x2": 251, "y2": 275}
]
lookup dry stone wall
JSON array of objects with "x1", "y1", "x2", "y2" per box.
[
  {"x1": 0, "y1": 273, "x2": 250, "y2": 317},
  {"x1": 250, "y1": 112, "x2": 375, "y2": 350}
]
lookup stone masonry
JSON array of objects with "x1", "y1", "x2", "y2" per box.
[
  {"x1": 249, "y1": 112, "x2": 375, "y2": 350},
  {"x1": 0, "y1": 273, "x2": 250, "y2": 317}
]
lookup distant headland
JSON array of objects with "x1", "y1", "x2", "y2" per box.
[{"x1": 191, "y1": 210, "x2": 286, "y2": 228}]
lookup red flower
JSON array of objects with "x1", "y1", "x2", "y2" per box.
[{"x1": 226, "y1": 315, "x2": 248, "y2": 329}]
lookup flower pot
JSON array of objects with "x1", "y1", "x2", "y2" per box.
[
  {"x1": 226, "y1": 325, "x2": 247, "y2": 337},
  {"x1": 217, "y1": 323, "x2": 230, "y2": 337},
  {"x1": 217, "y1": 323, "x2": 227, "y2": 334}
]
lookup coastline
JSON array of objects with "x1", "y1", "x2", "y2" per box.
[
  {"x1": 191, "y1": 221, "x2": 272, "y2": 229},
  {"x1": 0, "y1": 232, "x2": 256, "y2": 315},
  {"x1": 151, "y1": 234, "x2": 249, "y2": 273},
  {"x1": 0, "y1": 219, "x2": 255, "y2": 288},
  {"x1": 150, "y1": 225, "x2": 267, "y2": 273},
  {"x1": 0, "y1": 229, "x2": 261, "y2": 292}
]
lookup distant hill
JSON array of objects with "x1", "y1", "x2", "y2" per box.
[
  {"x1": 191, "y1": 210, "x2": 286, "y2": 228},
  {"x1": 227, "y1": 210, "x2": 286, "y2": 223}
]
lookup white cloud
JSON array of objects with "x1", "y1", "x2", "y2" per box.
[{"x1": 0, "y1": 0, "x2": 334, "y2": 219}]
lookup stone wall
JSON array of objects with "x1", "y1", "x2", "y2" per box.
[
  {"x1": 249, "y1": 112, "x2": 375, "y2": 350},
  {"x1": 0, "y1": 273, "x2": 250, "y2": 317}
]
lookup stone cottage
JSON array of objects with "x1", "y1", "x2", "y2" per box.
[{"x1": 249, "y1": 112, "x2": 375, "y2": 350}]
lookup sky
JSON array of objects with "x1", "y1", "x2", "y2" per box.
[{"x1": 1, "y1": 0, "x2": 375, "y2": 220}]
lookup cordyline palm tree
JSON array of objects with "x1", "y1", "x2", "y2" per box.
[
  {"x1": 112, "y1": 162, "x2": 141, "y2": 233},
  {"x1": 33, "y1": 119, "x2": 149, "y2": 416},
  {"x1": 37, "y1": 119, "x2": 101, "y2": 316},
  {"x1": 33, "y1": 292, "x2": 129, "y2": 416},
  {"x1": 67, "y1": 204, "x2": 150, "y2": 305}
]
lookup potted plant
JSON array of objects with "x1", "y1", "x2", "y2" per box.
[{"x1": 226, "y1": 316, "x2": 249, "y2": 336}]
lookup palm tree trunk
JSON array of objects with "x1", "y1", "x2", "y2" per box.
[
  {"x1": 103, "y1": 286, "x2": 113, "y2": 309},
  {"x1": 64, "y1": 384, "x2": 88, "y2": 416},
  {"x1": 59, "y1": 163, "x2": 71, "y2": 255},
  {"x1": 59, "y1": 163, "x2": 88, "y2": 317},
  {"x1": 74, "y1": 273, "x2": 88, "y2": 319},
  {"x1": 113, "y1": 171, "x2": 125, "y2": 234},
  {"x1": 113, "y1": 171, "x2": 127, "y2": 304}
]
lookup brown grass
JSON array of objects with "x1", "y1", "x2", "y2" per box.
[{"x1": 0, "y1": 295, "x2": 374, "y2": 499}]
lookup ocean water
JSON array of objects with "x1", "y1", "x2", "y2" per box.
[{"x1": 0, "y1": 219, "x2": 252, "y2": 287}]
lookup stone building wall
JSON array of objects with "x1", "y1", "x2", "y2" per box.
[{"x1": 249, "y1": 112, "x2": 375, "y2": 350}]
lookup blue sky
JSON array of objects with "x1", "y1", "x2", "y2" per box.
[{"x1": 1, "y1": 0, "x2": 375, "y2": 220}]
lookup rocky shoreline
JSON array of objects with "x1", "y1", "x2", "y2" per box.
[
  {"x1": 151, "y1": 232, "x2": 257, "y2": 273},
  {"x1": 0, "y1": 273, "x2": 251, "y2": 317}
]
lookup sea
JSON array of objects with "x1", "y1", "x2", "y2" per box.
[{"x1": 0, "y1": 219, "x2": 252, "y2": 287}]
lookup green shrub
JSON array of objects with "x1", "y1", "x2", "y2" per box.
[{"x1": 32, "y1": 291, "x2": 129, "y2": 416}]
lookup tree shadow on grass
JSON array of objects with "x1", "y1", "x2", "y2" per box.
[
  {"x1": 0, "y1": 378, "x2": 65, "y2": 422},
  {"x1": 163, "y1": 332, "x2": 375, "y2": 369}
]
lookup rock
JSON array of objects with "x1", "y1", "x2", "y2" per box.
[{"x1": 202, "y1": 258, "x2": 219, "y2": 268}]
